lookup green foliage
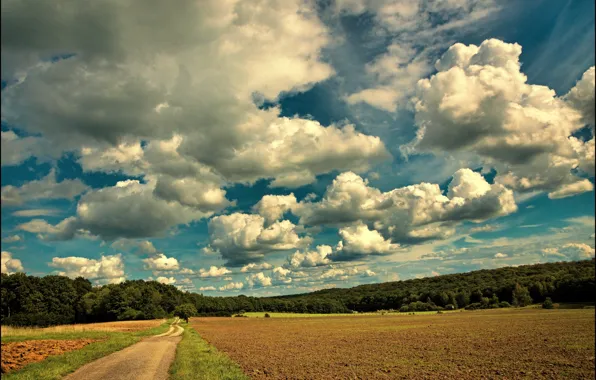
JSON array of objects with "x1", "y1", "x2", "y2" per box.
[
  {"x1": 542, "y1": 297, "x2": 554, "y2": 309},
  {"x1": 169, "y1": 325, "x2": 248, "y2": 380},
  {"x1": 1, "y1": 259, "x2": 594, "y2": 326},
  {"x1": 512, "y1": 283, "x2": 533, "y2": 307},
  {"x1": 174, "y1": 303, "x2": 197, "y2": 322}
]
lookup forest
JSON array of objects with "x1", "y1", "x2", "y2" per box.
[{"x1": 1, "y1": 259, "x2": 594, "y2": 326}]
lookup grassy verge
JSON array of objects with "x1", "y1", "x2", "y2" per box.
[
  {"x1": 169, "y1": 323, "x2": 248, "y2": 380},
  {"x1": 2, "y1": 321, "x2": 171, "y2": 380}
]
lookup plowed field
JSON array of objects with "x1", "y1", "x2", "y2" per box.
[
  {"x1": 191, "y1": 309, "x2": 595, "y2": 379},
  {"x1": 1, "y1": 339, "x2": 98, "y2": 373}
]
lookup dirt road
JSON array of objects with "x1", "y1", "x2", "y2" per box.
[{"x1": 64, "y1": 318, "x2": 183, "y2": 380}]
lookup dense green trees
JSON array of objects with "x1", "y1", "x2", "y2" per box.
[
  {"x1": 1, "y1": 259, "x2": 594, "y2": 326},
  {"x1": 174, "y1": 304, "x2": 198, "y2": 322}
]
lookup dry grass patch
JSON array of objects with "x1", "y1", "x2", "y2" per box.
[{"x1": 1, "y1": 319, "x2": 166, "y2": 338}]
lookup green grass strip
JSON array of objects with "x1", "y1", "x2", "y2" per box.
[
  {"x1": 2, "y1": 321, "x2": 171, "y2": 380},
  {"x1": 169, "y1": 323, "x2": 248, "y2": 380}
]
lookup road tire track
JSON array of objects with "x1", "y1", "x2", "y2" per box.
[{"x1": 64, "y1": 318, "x2": 183, "y2": 380}]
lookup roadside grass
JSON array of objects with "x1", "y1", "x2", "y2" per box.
[
  {"x1": 1, "y1": 320, "x2": 171, "y2": 380},
  {"x1": 169, "y1": 322, "x2": 248, "y2": 380}
]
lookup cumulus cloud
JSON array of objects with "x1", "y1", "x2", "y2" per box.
[
  {"x1": 143, "y1": 253, "x2": 180, "y2": 271},
  {"x1": 287, "y1": 245, "x2": 333, "y2": 268},
  {"x1": 341, "y1": 0, "x2": 497, "y2": 112},
  {"x1": 199, "y1": 286, "x2": 216, "y2": 292},
  {"x1": 12, "y1": 209, "x2": 62, "y2": 217},
  {"x1": 252, "y1": 194, "x2": 298, "y2": 225},
  {"x1": 565, "y1": 66, "x2": 595, "y2": 126},
  {"x1": 333, "y1": 222, "x2": 400, "y2": 260},
  {"x1": 294, "y1": 169, "x2": 516, "y2": 245},
  {"x1": 272, "y1": 266, "x2": 293, "y2": 285},
  {"x1": 199, "y1": 266, "x2": 231, "y2": 278},
  {"x1": 409, "y1": 39, "x2": 595, "y2": 198},
  {"x1": 494, "y1": 252, "x2": 508, "y2": 258},
  {"x1": 1, "y1": 169, "x2": 88, "y2": 206},
  {"x1": 245, "y1": 272, "x2": 272, "y2": 288},
  {"x1": 1, "y1": 0, "x2": 389, "y2": 192},
  {"x1": 49, "y1": 254, "x2": 125, "y2": 284},
  {"x1": 16, "y1": 217, "x2": 80, "y2": 240},
  {"x1": 320, "y1": 267, "x2": 359, "y2": 281},
  {"x1": 2, "y1": 235, "x2": 21, "y2": 243},
  {"x1": 240, "y1": 262, "x2": 273, "y2": 273},
  {"x1": 542, "y1": 243, "x2": 595, "y2": 261},
  {"x1": 48, "y1": 179, "x2": 213, "y2": 241},
  {"x1": 208, "y1": 213, "x2": 311, "y2": 266},
  {"x1": 156, "y1": 276, "x2": 176, "y2": 285},
  {"x1": 219, "y1": 282, "x2": 244, "y2": 291},
  {"x1": 1, "y1": 251, "x2": 24, "y2": 274}
]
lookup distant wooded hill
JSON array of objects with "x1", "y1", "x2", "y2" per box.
[{"x1": 2, "y1": 259, "x2": 594, "y2": 326}]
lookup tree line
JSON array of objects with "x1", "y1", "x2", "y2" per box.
[{"x1": 1, "y1": 259, "x2": 594, "y2": 326}]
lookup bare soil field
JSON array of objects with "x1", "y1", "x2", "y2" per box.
[
  {"x1": 191, "y1": 309, "x2": 595, "y2": 379},
  {"x1": 1, "y1": 339, "x2": 98, "y2": 373}
]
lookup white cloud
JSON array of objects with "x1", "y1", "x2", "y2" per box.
[
  {"x1": 252, "y1": 194, "x2": 298, "y2": 225},
  {"x1": 245, "y1": 272, "x2": 272, "y2": 288},
  {"x1": 565, "y1": 66, "x2": 595, "y2": 126},
  {"x1": 2, "y1": 235, "x2": 21, "y2": 243},
  {"x1": 542, "y1": 243, "x2": 595, "y2": 261},
  {"x1": 199, "y1": 266, "x2": 231, "y2": 278},
  {"x1": 179, "y1": 268, "x2": 195, "y2": 275},
  {"x1": 364, "y1": 269, "x2": 376, "y2": 277},
  {"x1": 1, "y1": 0, "x2": 390, "y2": 191},
  {"x1": 1, "y1": 251, "x2": 24, "y2": 274},
  {"x1": 272, "y1": 266, "x2": 293, "y2": 285},
  {"x1": 208, "y1": 213, "x2": 311, "y2": 266},
  {"x1": 49, "y1": 254, "x2": 125, "y2": 284},
  {"x1": 156, "y1": 276, "x2": 176, "y2": 285},
  {"x1": 55, "y1": 179, "x2": 211, "y2": 240},
  {"x1": 319, "y1": 267, "x2": 359, "y2": 281},
  {"x1": 340, "y1": 0, "x2": 498, "y2": 112},
  {"x1": 294, "y1": 169, "x2": 516, "y2": 246},
  {"x1": 494, "y1": 252, "x2": 508, "y2": 258},
  {"x1": 409, "y1": 39, "x2": 594, "y2": 198},
  {"x1": 11, "y1": 209, "x2": 62, "y2": 217},
  {"x1": 333, "y1": 221, "x2": 400, "y2": 259},
  {"x1": 16, "y1": 217, "x2": 80, "y2": 240},
  {"x1": 143, "y1": 253, "x2": 180, "y2": 271},
  {"x1": 1, "y1": 169, "x2": 88, "y2": 206},
  {"x1": 199, "y1": 286, "x2": 216, "y2": 291},
  {"x1": 240, "y1": 262, "x2": 273, "y2": 273},
  {"x1": 219, "y1": 282, "x2": 244, "y2": 291},
  {"x1": 287, "y1": 245, "x2": 333, "y2": 268}
]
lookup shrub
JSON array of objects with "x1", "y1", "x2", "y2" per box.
[
  {"x1": 542, "y1": 297, "x2": 554, "y2": 309},
  {"x1": 498, "y1": 301, "x2": 511, "y2": 308},
  {"x1": 445, "y1": 304, "x2": 455, "y2": 310},
  {"x1": 399, "y1": 305, "x2": 409, "y2": 313},
  {"x1": 465, "y1": 302, "x2": 482, "y2": 310},
  {"x1": 264, "y1": 313, "x2": 271, "y2": 318}
]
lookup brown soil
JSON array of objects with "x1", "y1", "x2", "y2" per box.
[
  {"x1": 191, "y1": 309, "x2": 595, "y2": 379},
  {"x1": 1, "y1": 339, "x2": 98, "y2": 373}
]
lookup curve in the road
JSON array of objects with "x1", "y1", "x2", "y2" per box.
[{"x1": 64, "y1": 319, "x2": 183, "y2": 380}]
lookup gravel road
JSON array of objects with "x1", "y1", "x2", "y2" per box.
[{"x1": 64, "y1": 319, "x2": 183, "y2": 380}]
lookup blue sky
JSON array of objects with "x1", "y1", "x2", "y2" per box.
[{"x1": 1, "y1": 0, "x2": 594, "y2": 296}]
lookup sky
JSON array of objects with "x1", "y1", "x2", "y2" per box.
[{"x1": 1, "y1": 0, "x2": 595, "y2": 296}]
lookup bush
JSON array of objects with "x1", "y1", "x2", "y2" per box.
[
  {"x1": 465, "y1": 303, "x2": 482, "y2": 310},
  {"x1": 445, "y1": 304, "x2": 455, "y2": 310},
  {"x1": 264, "y1": 313, "x2": 271, "y2": 318},
  {"x1": 399, "y1": 305, "x2": 409, "y2": 313},
  {"x1": 498, "y1": 301, "x2": 511, "y2": 308},
  {"x1": 542, "y1": 297, "x2": 554, "y2": 309}
]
